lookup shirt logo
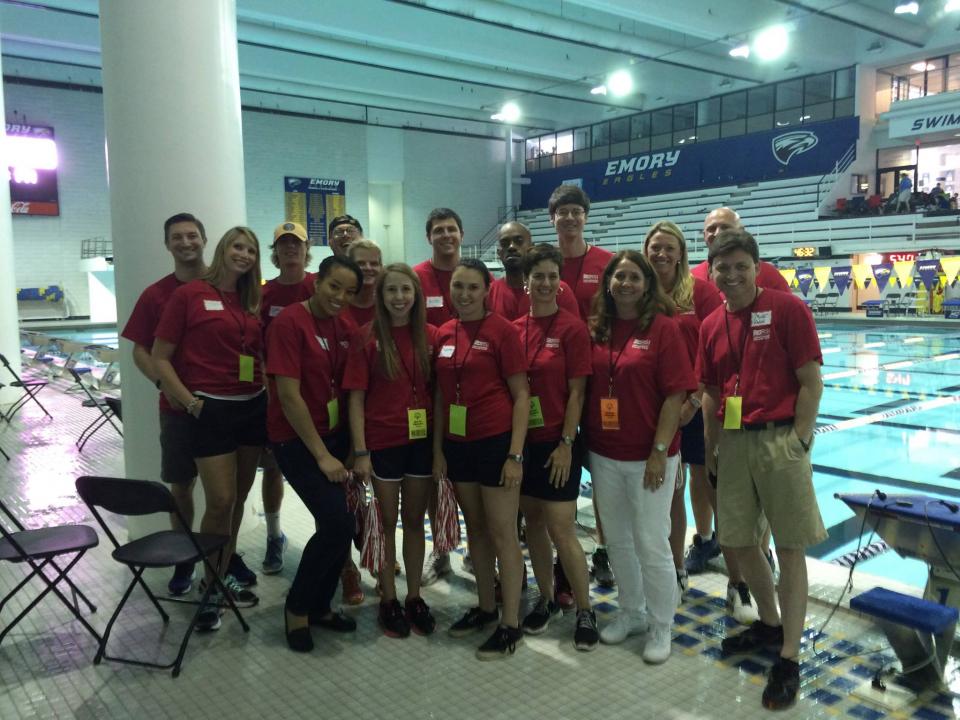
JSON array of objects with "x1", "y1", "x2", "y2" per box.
[
  {"x1": 426, "y1": 295, "x2": 444, "y2": 308},
  {"x1": 439, "y1": 345, "x2": 454, "y2": 358},
  {"x1": 269, "y1": 305, "x2": 283, "y2": 317},
  {"x1": 632, "y1": 338, "x2": 651, "y2": 350},
  {"x1": 753, "y1": 328, "x2": 771, "y2": 341},
  {"x1": 582, "y1": 274, "x2": 599, "y2": 284},
  {"x1": 339, "y1": 340, "x2": 350, "y2": 349},
  {"x1": 316, "y1": 336, "x2": 329, "y2": 350},
  {"x1": 751, "y1": 311, "x2": 772, "y2": 327},
  {"x1": 203, "y1": 299, "x2": 224, "y2": 311},
  {"x1": 545, "y1": 337, "x2": 560, "y2": 349},
  {"x1": 472, "y1": 340, "x2": 490, "y2": 351}
]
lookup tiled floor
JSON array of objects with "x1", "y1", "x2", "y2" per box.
[{"x1": 1, "y1": 370, "x2": 959, "y2": 720}]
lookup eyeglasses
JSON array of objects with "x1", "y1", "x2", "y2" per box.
[
  {"x1": 554, "y1": 208, "x2": 585, "y2": 219},
  {"x1": 332, "y1": 227, "x2": 359, "y2": 238}
]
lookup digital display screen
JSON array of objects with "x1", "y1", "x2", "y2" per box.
[
  {"x1": 792, "y1": 246, "x2": 817, "y2": 258},
  {"x1": 6, "y1": 124, "x2": 59, "y2": 216}
]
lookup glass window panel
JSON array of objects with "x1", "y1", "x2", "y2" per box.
[
  {"x1": 650, "y1": 132, "x2": 672, "y2": 150},
  {"x1": 748, "y1": 86, "x2": 775, "y2": 116},
  {"x1": 696, "y1": 124, "x2": 719, "y2": 142},
  {"x1": 610, "y1": 118, "x2": 630, "y2": 143},
  {"x1": 721, "y1": 118, "x2": 745, "y2": 137},
  {"x1": 673, "y1": 103, "x2": 696, "y2": 131},
  {"x1": 525, "y1": 138, "x2": 539, "y2": 160},
  {"x1": 555, "y1": 152, "x2": 572, "y2": 168},
  {"x1": 777, "y1": 79, "x2": 802, "y2": 109},
  {"x1": 698, "y1": 97, "x2": 720, "y2": 126},
  {"x1": 652, "y1": 109, "x2": 672, "y2": 135},
  {"x1": 631, "y1": 113, "x2": 651, "y2": 139},
  {"x1": 834, "y1": 97, "x2": 854, "y2": 117},
  {"x1": 591, "y1": 145, "x2": 609, "y2": 161},
  {"x1": 556, "y1": 131, "x2": 573, "y2": 155},
  {"x1": 525, "y1": 158, "x2": 538, "y2": 172},
  {"x1": 722, "y1": 91, "x2": 747, "y2": 120},
  {"x1": 574, "y1": 149, "x2": 591, "y2": 165},
  {"x1": 802, "y1": 102, "x2": 833, "y2": 123},
  {"x1": 610, "y1": 141, "x2": 629, "y2": 158},
  {"x1": 573, "y1": 127, "x2": 590, "y2": 150},
  {"x1": 591, "y1": 123, "x2": 609, "y2": 147},
  {"x1": 540, "y1": 154, "x2": 556, "y2": 170},
  {"x1": 673, "y1": 130, "x2": 696, "y2": 146},
  {"x1": 878, "y1": 147, "x2": 915, "y2": 167},
  {"x1": 948, "y1": 66, "x2": 960, "y2": 93},
  {"x1": 804, "y1": 73, "x2": 834, "y2": 105},
  {"x1": 746, "y1": 114, "x2": 773, "y2": 133},
  {"x1": 835, "y1": 67, "x2": 855, "y2": 98},
  {"x1": 539, "y1": 134, "x2": 556, "y2": 156},
  {"x1": 926, "y1": 69, "x2": 945, "y2": 95},
  {"x1": 774, "y1": 109, "x2": 795, "y2": 127},
  {"x1": 629, "y1": 136, "x2": 650, "y2": 154}
]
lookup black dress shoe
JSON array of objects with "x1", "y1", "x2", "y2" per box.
[
  {"x1": 309, "y1": 608, "x2": 357, "y2": 633},
  {"x1": 285, "y1": 611, "x2": 314, "y2": 653}
]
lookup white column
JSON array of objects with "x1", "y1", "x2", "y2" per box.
[
  {"x1": 100, "y1": 0, "x2": 246, "y2": 528},
  {"x1": 0, "y1": 48, "x2": 23, "y2": 405}
]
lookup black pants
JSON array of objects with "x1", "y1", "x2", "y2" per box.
[{"x1": 273, "y1": 433, "x2": 352, "y2": 616}]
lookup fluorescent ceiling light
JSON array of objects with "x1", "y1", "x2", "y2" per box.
[
  {"x1": 607, "y1": 70, "x2": 633, "y2": 97},
  {"x1": 590, "y1": 85, "x2": 608, "y2": 95},
  {"x1": 894, "y1": 2, "x2": 919, "y2": 14},
  {"x1": 491, "y1": 101, "x2": 521, "y2": 123},
  {"x1": 729, "y1": 44, "x2": 750, "y2": 58},
  {"x1": 911, "y1": 61, "x2": 936, "y2": 71},
  {"x1": 947, "y1": 0, "x2": 960, "y2": 11},
  {"x1": 754, "y1": 25, "x2": 788, "y2": 61}
]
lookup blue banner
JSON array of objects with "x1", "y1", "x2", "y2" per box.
[
  {"x1": 871, "y1": 263, "x2": 893, "y2": 293},
  {"x1": 916, "y1": 259, "x2": 941, "y2": 290},
  {"x1": 832, "y1": 266, "x2": 852, "y2": 295},
  {"x1": 521, "y1": 116, "x2": 860, "y2": 209},
  {"x1": 796, "y1": 268, "x2": 814, "y2": 296}
]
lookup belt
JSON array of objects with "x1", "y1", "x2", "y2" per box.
[{"x1": 741, "y1": 418, "x2": 794, "y2": 431}]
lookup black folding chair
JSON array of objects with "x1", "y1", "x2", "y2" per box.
[
  {"x1": 0, "y1": 352, "x2": 51, "y2": 422},
  {"x1": 0, "y1": 497, "x2": 101, "y2": 647},
  {"x1": 75, "y1": 476, "x2": 249, "y2": 678},
  {"x1": 68, "y1": 368, "x2": 122, "y2": 451}
]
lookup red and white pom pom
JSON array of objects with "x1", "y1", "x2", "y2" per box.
[
  {"x1": 360, "y1": 496, "x2": 385, "y2": 574},
  {"x1": 432, "y1": 476, "x2": 461, "y2": 555},
  {"x1": 344, "y1": 473, "x2": 367, "y2": 535}
]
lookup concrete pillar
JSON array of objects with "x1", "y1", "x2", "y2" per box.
[
  {"x1": 0, "y1": 48, "x2": 23, "y2": 405},
  {"x1": 100, "y1": 0, "x2": 246, "y2": 531}
]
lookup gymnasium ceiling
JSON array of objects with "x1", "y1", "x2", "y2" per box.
[{"x1": 1, "y1": 0, "x2": 959, "y2": 139}]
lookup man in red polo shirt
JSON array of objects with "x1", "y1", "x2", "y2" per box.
[
  {"x1": 698, "y1": 228, "x2": 825, "y2": 711},
  {"x1": 328, "y1": 214, "x2": 363, "y2": 258},
  {"x1": 121, "y1": 212, "x2": 207, "y2": 596}
]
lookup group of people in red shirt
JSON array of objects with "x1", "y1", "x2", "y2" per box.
[{"x1": 122, "y1": 183, "x2": 824, "y2": 710}]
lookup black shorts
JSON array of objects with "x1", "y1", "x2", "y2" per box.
[
  {"x1": 160, "y1": 411, "x2": 197, "y2": 484},
  {"x1": 521, "y1": 438, "x2": 583, "y2": 502},
  {"x1": 680, "y1": 407, "x2": 706, "y2": 466},
  {"x1": 371, "y1": 439, "x2": 432, "y2": 481},
  {"x1": 443, "y1": 432, "x2": 513, "y2": 488},
  {"x1": 191, "y1": 393, "x2": 267, "y2": 459}
]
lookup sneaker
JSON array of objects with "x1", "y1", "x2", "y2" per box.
[
  {"x1": 676, "y1": 569, "x2": 689, "y2": 604},
  {"x1": 228, "y1": 553, "x2": 258, "y2": 587},
  {"x1": 341, "y1": 562, "x2": 364, "y2": 606},
  {"x1": 462, "y1": 553, "x2": 474, "y2": 576},
  {"x1": 554, "y1": 561, "x2": 575, "y2": 611},
  {"x1": 448, "y1": 607, "x2": 500, "y2": 638},
  {"x1": 223, "y1": 574, "x2": 260, "y2": 608},
  {"x1": 683, "y1": 533, "x2": 720, "y2": 574},
  {"x1": 196, "y1": 593, "x2": 223, "y2": 632},
  {"x1": 475, "y1": 625, "x2": 524, "y2": 661},
  {"x1": 167, "y1": 563, "x2": 196, "y2": 596},
  {"x1": 421, "y1": 552, "x2": 452, "y2": 587},
  {"x1": 573, "y1": 609, "x2": 599, "y2": 652},
  {"x1": 642, "y1": 623, "x2": 672, "y2": 664},
  {"x1": 521, "y1": 596, "x2": 561, "y2": 635},
  {"x1": 600, "y1": 611, "x2": 648, "y2": 645},
  {"x1": 721, "y1": 620, "x2": 784, "y2": 657},
  {"x1": 727, "y1": 582, "x2": 760, "y2": 625},
  {"x1": 762, "y1": 657, "x2": 800, "y2": 710},
  {"x1": 405, "y1": 597, "x2": 436, "y2": 636},
  {"x1": 262, "y1": 533, "x2": 287, "y2": 575},
  {"x1": 378, "y1": 599, "x2": 411, "y2": 639},
  {"x1": 591, "y1": 548, "x2": 616, "y2": 588}
]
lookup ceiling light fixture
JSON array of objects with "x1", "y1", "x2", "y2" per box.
[
  {"x1": 491, "y1": 101, "x2": 521, "y2": 123},
  {"x1": 894, "y1": 2, "x2": 919, "y2": 14},
  {"x1": 754, "y1": 25, "x2": 788, "y2": 61},
  {"x1": 607, "y1": 70, "x2": 634, "y2": 97},
  {"x1": 911, "y1": 61, "x2": 936, "y2": 71},
  {"x1": 590, "y1": 85, "x2": 608, "y2": 95},
  {"x1": 947, "y1": 0, "x2": 960, "y2": 10},
  {"x1": 729, "y1": 44, "x2": 750, "y2": 58}
]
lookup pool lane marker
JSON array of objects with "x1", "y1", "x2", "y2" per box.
[{"x1": 814, "y1": 394, "x2": 960, "y2": 436}]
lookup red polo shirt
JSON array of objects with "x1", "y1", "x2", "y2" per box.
[
  {"x1": 260, "y1": 273, "x2": 315, "y2": 330},
  {"x1": 691, "y1": 259, "x2": 791, "y2": 292},
  {"x1": 488, "y1": 278, "x2": 580, "y2": 321},
  {"x1": 413, "y1": 260, "x2": 455, "y2": 327},
  {"x1": 675, "y1": 278, "x2": 724, "y2": 364},
  {"x1": 560, "y1": 245, "x2": 614, "y2": 321}
]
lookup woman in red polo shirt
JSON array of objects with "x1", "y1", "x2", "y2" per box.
[
  {"x1": 512, "y1": 243, "x2": 598, "y2": 651},
  {"x1": 345, "y1": 263, "x2": 437, "y2": 639},
  {"x1": 153, "y1": 226, "x2": 266, "y2": 631},
  {"x1": 584, "y1": 249, "x2": 695, "y2": 664},
  {"x1": 433, "y1": 258, "x2": 530, "y2": 660},
  {"x1": 266, "y1": 255, "x2": 362, "y2": 653}
]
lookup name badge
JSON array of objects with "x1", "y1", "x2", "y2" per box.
[
  {"x1": 582, "y1": 274, "x2": 600, "y2": 284},
  {"x1": 426, "y1": 295, "x2": 444, "y2": 308},
  {"x1": 449, "y1": 403, "x2": 467, "y2": 437},
  {"x1": 269, "y1": 305, "x2": 283, "y2": 317},
  {"x1": 723, "y1": 396, "x2": 742, "y2": 430},
  {"x1": 438, "y1": 345, "x2": 455, "y2": 358},
  {"x1": 327, "y1": 398, "x2": 340, "y2": 430},
  {"x1": 408, "y1": 408, "x2": 428, "y2": 440},
  {"x1": 752, "y1": 311, "x2": 771, "y2": 327},
  {"x1": 204, "y1": 299, "x2": 224, "y2": 311},
  {"x1": 600, "y1": 397, "x2": 620, "y2": 431},
  {"x1": 238, "y1": 354, "x2": 255, "y2": 382},
  {"x1": 528, "y1": 396, "x2": 545, "y2": 429}
]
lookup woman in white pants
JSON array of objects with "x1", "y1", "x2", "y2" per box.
[{"x1": 583, "y1": 249, "x2": 696, "y2": 664}]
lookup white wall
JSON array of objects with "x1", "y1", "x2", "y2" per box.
[{"x1": 5, "y1": 81, "x2": 509, "y2": 315}]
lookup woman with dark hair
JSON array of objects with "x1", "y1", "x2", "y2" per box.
[
  {"x1": 433, "y1": 258, "x2": 530, "y2": 660},
  {"x1": 643, "y1": 221, "x2": 724, "y2": 604},
  {"x1": 266, "y1": 254, "x2": 362, "y2": 652},
  {"x1": 584, "y1": 250, "x2": 695, "y2": 664},
  {"x1": 513, "y1": 243, "x2": 598, "y2": 651},
  {"x1": 153, "y1": 226, "x2": 266, "y2": 631},
  {"x1": 345, "y1": 263, "x2": 438, "y2": 638}
]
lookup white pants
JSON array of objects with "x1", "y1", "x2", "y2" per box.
[{"x1": 590, "y1": 452, "x2": 679, "y2": 627}]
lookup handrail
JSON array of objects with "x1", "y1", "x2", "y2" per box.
[
  {"x1": 463, "y1": 204, "x2": 518, "y2": 261},
  {"x1": 816, "y1": 142, "x2": 856, "y2": 208}
]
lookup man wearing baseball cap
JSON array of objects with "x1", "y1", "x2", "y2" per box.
[{"x1": 328, "y1": 215, "x2": 364, "y2": 257}]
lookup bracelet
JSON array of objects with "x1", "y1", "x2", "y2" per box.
[
  {"x1": 354, "y1": 449, "x2": 371, "y2": 457},
  {"x1": 688, "y1": 395, "x2": 702, "y2": 409},
  {"x1": 185, "y1": 398, "x2": 199, "y2": 415}
]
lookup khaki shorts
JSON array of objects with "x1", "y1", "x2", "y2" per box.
[{"x1": 716, "y1": 424, "x2": 826, "y2": 550}]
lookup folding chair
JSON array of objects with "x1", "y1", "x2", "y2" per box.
[
  {"x1": 0, "y1": 352, "x2": 52, "y2": 422},
  {"x1": 75, "y1": 476, "x2": 249, "y2": 678},
  {"x1": 68, "y1": 368, "x2": 122, "y2": 451},
  {"x1": 0, "y1": 496, "x2": 101, "y2": 647}
]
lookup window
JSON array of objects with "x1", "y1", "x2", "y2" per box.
[
  {"x1": 748, "y1": 86, "x2": 775, "y2": 116},
  {"x1": 610, "y1": 118, "x2": 630, "y2": 158},
  {"x1": 835, "y1": 67, "x2": 855, "y2": 99},
  {"x1": 630, "y1": 114, "x2": 651, "y2": 153},
  {"x1": 539, "y1": 134, "x2": 556, "y2": 156},
  {"x1": 722, "y1": 91, "x2": 746, "y2": 121},
  {"x1": 573, "y1": 127, "x2": 591, "y2": 164},
  {"x1": 591, "y1": 122, "x2": 609, "y2": 147},
  {"x1": 673, "y1": 104, "x2": 695, "y2": 131},
  {"x1": 651, "y1": 109, "x2": 672, "y2": 135},
  {"x1": 804, "y1": 73, "x2": 834, "y2": 106},
  {"x1": 698, "y1": 97, "x2": 720, "y2": 126},
  {"x1": 555, "y1": 131, "x2": 573, "y2": 167},
  {"x1": 776, "y1": 79, "x2": 802, "y2": 109}
]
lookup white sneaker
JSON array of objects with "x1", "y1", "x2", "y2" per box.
[
  {"x1": 599, "y1": 611, "x2": 648, "y2": 645},
  {"x1": 421, "y1": 552, "x2": 452, "y2": 587},
  {"x1": 727, "y1": 582, "x2": 760, "y2": 625},
  {"x1": 642, "y1": 623, "x2": 672, "y2": 664}
]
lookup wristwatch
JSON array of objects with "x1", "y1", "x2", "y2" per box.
[
  {"x1": 653, "y1": 442, "x2": 668, "y2": 453},
  {"x1": 561, "y1": 435, "x2": 575, "y2": 446},
  {"x1": 507, "y1": 453, "x2": 524, "y2": 464},
  {"x1": 687, "y1": 395, "x2": 701, "y2": 409}
]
